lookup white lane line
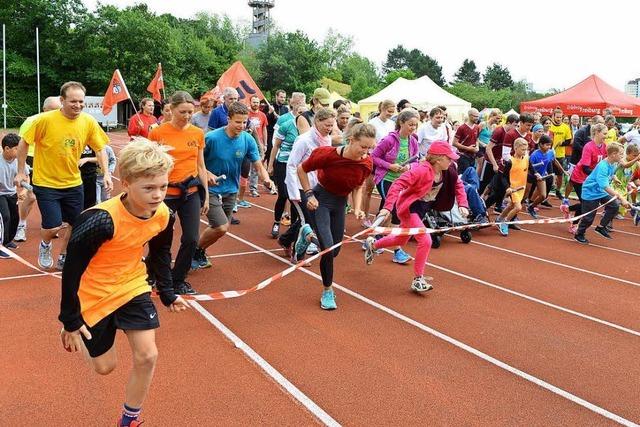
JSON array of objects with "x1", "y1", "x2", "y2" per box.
[
  {"x1": 190, "y1": 302, "x2": 340, "y2": 427},
  {"x1": 446, "y1": 234, "x2": 640, "y2": 289},
  {"x1": 226, "y1": 231, "x2": 638, "y2": 427},
  {"x1": 207, "y1": 248, "x2": 284, "y2": 259},
  {"x1": 0, "y1": 272, "x2": 48, "y2": 282},
  {"x1": 519, "y1": 227, "x2": 640, "y2": 258},
  {"x1": 533, "y1": 211, "x2": 640, "y2": 237}
]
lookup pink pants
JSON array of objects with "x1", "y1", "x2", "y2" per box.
[{"x1": 374, "y1": 213, "x2": 431, "y2": 277}]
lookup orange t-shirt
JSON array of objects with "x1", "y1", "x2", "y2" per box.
[
  {"x1": 79, "y1": 195, "x2": 170, "y2": 327},
  {"x1": 149, "y1": 122, "x2": 204, "y2": 197}
]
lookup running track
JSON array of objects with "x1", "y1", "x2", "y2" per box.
[{"x1": 1, "y1": 131, "x2": 639, "y2": 426}]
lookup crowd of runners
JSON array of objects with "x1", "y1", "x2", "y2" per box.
[{"x1": 1, "y1": 81, "x2": 640, "y2": 426}]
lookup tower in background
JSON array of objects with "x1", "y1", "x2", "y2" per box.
[
  {"x1": 625, "y1": 78, "x2": 640, "y2": 98},
  {"x1": 247, "y1": 0, "x2": 274, "y2": 48}
]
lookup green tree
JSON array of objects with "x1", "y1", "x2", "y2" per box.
[
  {"x1": 338, "y1": 54, "x2": 381, "y2": 101},
  {"x1": 453, "y1": 59, "x2": 481, "y2": 85},
  {"x1": 384, "y1": 69, "x2": 415, "y2": 86},
  {"x1": 383, "y1": 45, "x2": 410, "y2": 73},
  {"x1": 405, "y1": 49, "x2": 445, "y2": 86},
  {"x1": 322, "y1": 29, "x2": 353, "y2": 70},
  {"x1": 256, "y1": 30, "x2": 329, "y2": 96},
  {"x1": 483, "y1": 63, "x2": 514, "y2": 91}
]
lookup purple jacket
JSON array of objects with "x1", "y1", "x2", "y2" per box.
[{"x1": 371, "y1": 130, "x2": 419, "y2": 184}]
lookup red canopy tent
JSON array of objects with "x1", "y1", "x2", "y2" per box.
[{"x1": 520, "y1": 74, "x2": 640, "y2": 117}]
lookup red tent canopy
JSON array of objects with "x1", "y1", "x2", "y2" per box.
[{"x1": 520, "y1": 75, "x2": 640, "y2": 117}]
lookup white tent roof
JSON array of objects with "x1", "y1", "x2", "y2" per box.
[{"x1": 358, "y1": 76, "x2": 471, "y2": 121}]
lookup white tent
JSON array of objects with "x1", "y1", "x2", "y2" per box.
[{"x1": 358, "y1": 76, "x2": 472, "y2": 122}]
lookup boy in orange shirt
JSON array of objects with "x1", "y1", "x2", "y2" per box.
[{"x1": 59, "y1": 139, "x2": 189, "y2": 427}]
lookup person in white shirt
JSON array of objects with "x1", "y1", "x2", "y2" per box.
[
  {"x1": 619, "y1": 118, "x2": 640, "y2": 147},
  {"x1": 417, "y1": 107, "x2": 447, "y2": 157},
  {"x1": 367, "y1": 100, "x2": 396, "y2": 143}
]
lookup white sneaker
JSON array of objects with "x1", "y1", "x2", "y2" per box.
[
  {"x1": 38, "y1": 241, "x2": 54, "y2": 269},
  {"x1": 306, "y1": 242, "x2": 319, "y2": 255},
  {"x1": 14, "y1": 225, "x2": 26, "y2": 242},
  {"x1": 56, "y1": 254, "x2": 66, "y2": 271},
  {"x1": 411, "y1": 276, "x2": 433, "y2": 293}
]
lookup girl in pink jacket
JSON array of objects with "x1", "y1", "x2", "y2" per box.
[{"x1": 363, "y1": 141, "x2": 469, "y2": 292}]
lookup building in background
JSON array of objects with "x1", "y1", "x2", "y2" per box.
[
  {"x1": 247, "y1": 0, "x2": 274, "y2": 48},
  {"x1": 625, "y1": 78, "x2": 640, "y2": 97}
]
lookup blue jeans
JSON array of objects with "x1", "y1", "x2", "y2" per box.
[{"x1": 460, "y1": 168, "x2": 486, "y2": 218}]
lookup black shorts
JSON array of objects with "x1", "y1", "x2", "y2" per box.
[
  {"x1": 82, "y1": 293, "x2": 159, "y2": 358},
  {"x1": 32, "y1": 184, "x2": 84, "y2": 229}
]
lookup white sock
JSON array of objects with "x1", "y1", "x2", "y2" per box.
[{"x1": 18, "y1": 220, "x2": 27, "y2": 227}]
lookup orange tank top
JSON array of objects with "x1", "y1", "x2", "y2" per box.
[{"x1": 78, "y1": 194, "x2": 170, "y2": 327}]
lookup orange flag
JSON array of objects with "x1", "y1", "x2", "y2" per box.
[
  {"x1": 147, "y1": 63, "x2": 165, "y2": 102},
  {"x1": 102, "y1": 69, "x2": 131, "y2": 115},
  {"x1": 207, "y1": 61, "x2": 265, "y2": 105}
]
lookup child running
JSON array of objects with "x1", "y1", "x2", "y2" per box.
[
  {"x1": 58, "y1": 140, "x2": 189, "y2": 427},
  {"x1": 495, "y1": 138, "x2": 529, "y2": 236},
  {"x1": 574, "y1": 142, "x2": 630, "y2": 244},
  {"x1": 363, "y1": 141, "x2": 468, "y2": 293},
  {"x1": 296, "y1": 123, "x2": 376, "y2": 310},
  {"x1": 526, "y1": 135, "x2": 563, "y2": 218}
]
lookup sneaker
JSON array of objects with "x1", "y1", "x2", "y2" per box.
[
  {"x1": 594, "y1": 226, "x2": 612, "y2": 239},
  {"x1": 56, "y1": 254, "x2": 66, "y2": 271},
  {"x1": 561, "y1": 198, "x2": 570, "y2": 206},
  {"x1": 527, "y1": 205, "x2": 538, "y2": 219},
  {"x1": 294, "y1": 224, "x2": 313, "y2": 260},
  {"x1": 0, "y1": 249, "x2": 10, "y2": 259},
  {"x1": 540, "y1": 200, "x2": 553, "y2": 208},
  {"x1": 411, "y1": 276, "x2": 433, "y2": 293},
  {"x1": 281, "y1": 215, "x2": 291, "y2": 227},
  {"x1": 270, "y1": 187, "x2": 277, "y2": 195},
  {"x1": 320, "y1": 289, "x2": 337, "y2": 310},
  {"x1": 614, "y1": 214, "x2": 624, "y2": 220},
  {"x1": 192, "y1": 247, "x2": 212, "y2": 270},
  {"x1": 237, "y1": 200, "x2": 251, "y2": 208},
  {"x1": 555, "y1": 189, "x2": 562, "y2": 200},
  {"x1": 496, "y1": 219, "x2": 509, "y2": 236},
  {"x1": 605, "y1": 224, "x2": 614, "y2": 233},
  {"x1": 278, "y1": 238, "x2": 292, "y2": 259},
  {"x1": 634, "y1": 209, "x2": 640, "y2": 226},
  {"x1": 230, "y1": 216, "x2": 240, "y2": 225},
  {"x1": 568, "y1": 224, "x2": 578, "y2": 234},
  {"x1": 271, "y1": 223, "x2": 280, "y2": 238},
  {"x1": 363, "y1": 236, "x2": 377, "y2": 265},
  {"x1": 473, "y1": 214, "x2": 489, "y2": 224},
  {"x1": 392, "y1": 248, "x2": 411, "y2": 264},
  {"x1": 175, "y1": 281, "x2": 197, "y2": 295},
  {"x1": 38, "y1": 241, "x2": 54, "y2": 269},
  {"x1": 116, "y1": 417, "x2": 144, "y2": 427},
  {"x1": 362, "y1": 218, "x2": 373, "y2": 228},
  {"x1": 574, "y1": 234, "x2": 589, "y2": 244},
  {"x1": 559, "y1": 203, "x2": 570, "y2": 219},
  {"x1": 508, "y1": 222, "x2": 522, "y2": 231},
  {"x1": 232, "y1": 203, "x2": 238, "y2": 213},
  {"x1": 14, "y1": 225, "x2": 26, "y2": 242},
  {"x1": 5, "y1": 241, "x2": 17, "y2": 249},
  {"x1": 306, "y1": 242, "x2": 319, "y2": 255},
  {"x1": 249, "y1": 190, "x2": 260, "y2": 198}
]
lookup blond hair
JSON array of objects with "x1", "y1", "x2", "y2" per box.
[
  {"x1": 514, "y1": 138, "x2": 528, "y2": 149},
  {"x1": 626, "y1": 143, "x2": 640, "y2": 155},
  {"x1": 607, "y1": 142, "x2": 624, "y2": 156},
  {"x1": 313, "y1": 107, "x2": 337, "y2": 123},
  {"x1": 425, "y1": 154, "x2": 447, "y2": 165},
  {"x1": 346, "y1": 123, "x2": 376, "y2": 141},
  {"x1": 379, "y1": 99, "x2": 395, "y2": 112},
  {"x1": 118, "y1": 138, "x2": 174, "y2": 183}
]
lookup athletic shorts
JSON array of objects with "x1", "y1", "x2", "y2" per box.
[
  {"x1": 32, "y1": 184, "x2": 84, "y2": 229},
  {"x1": 82, "y1": 293, "x2": 159, "y2": 358},
  {"x1": 207, "y1": 193, "x2": 237, "y2": 228}
]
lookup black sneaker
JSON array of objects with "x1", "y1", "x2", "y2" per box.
[
  {"x1": 540, "y1": 200, "x2": 553, "y2": 208},
  {"x1": 574, "y1": 234, "x2": 589, "y2": 244},
  {"x1": 527, "y1": 205, "x2": 538, "y2": 219},
  {"x1": 230, "y1": 216, "x2": 240, "y2": 225},
  {"x1": 605, "y1": 224, "x2": 614, "y2": 233},
  {"x1": 5, "y1": 241, "x2": 18, "y2": 249},
  {"x1": 271, "y1": 223, "x2": 280, "y2": 238},
  {"x1": 555, "y1": 189, "x2": 562, "y2": 200},
  {"x1": 175, "y1": 281, "x2": 197, "y2": 295},
  {"x1": 594, "y1": 226, "x2": 612, "y2": 239}
]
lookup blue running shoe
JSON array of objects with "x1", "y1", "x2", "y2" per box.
[
  {"x1": 237, "y1": 200, "x2": 251, "y2": 208},
  {"x1": 294, "y1": 224, "x2": 313, "y2": 260},
  {"x1": 392, "y1": 248, "x2": 410, "y2": 264},
  {"x1": 320, "y1": 289, "x2": 337, "y2": 310}
]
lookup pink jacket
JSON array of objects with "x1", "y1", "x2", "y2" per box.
[{"x1": 383, "y1": 162, "x2": 468, "y2": 222}]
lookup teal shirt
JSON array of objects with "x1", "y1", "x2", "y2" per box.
[
  {"x1": 274, "y1": 119, "x2": 299, "y2": 163},
  {"x1": 383, "y1": 137, "x2": 409, "y2": 182}
]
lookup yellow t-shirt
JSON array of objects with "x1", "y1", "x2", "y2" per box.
[
  {"x1": 22, "y1": 110, "x2": 109, "y2": 188},
  {"x1": 18, "y1": 114, "x2": 37, "y2": 157},
  {"x1": 549, "y1": 122, "x2": 572, "y2": 159},
  {"x1": 605, "y1": 127, "x2": 618, "y2": 145}
]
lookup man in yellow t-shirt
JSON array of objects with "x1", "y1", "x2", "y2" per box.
[
  {"x1": 604, "y1": 115, "x2": 618, "y2": 144},
  {"x1": 14, "y1": 81, "x2": 113, "y2": 271},
  {"x1": 549, "y1": 107, "x2": 572, "y2": 198}
]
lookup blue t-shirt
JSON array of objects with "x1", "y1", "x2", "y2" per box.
[
  {"x1": 581, "y1": 159, "x2": 616, "y2": 201},
  {"x1": 207, "y1": 104, "x2": 229, "y2": 130},
  {"x1": 204, "y1": 128, "x2": 260, "y2": 195},
  {"x1": 275, "y1": 119, "x2": 299, "y2": 163},
  {"x1": 529, "y1": 149, "x2": 554, "y2": 175}
]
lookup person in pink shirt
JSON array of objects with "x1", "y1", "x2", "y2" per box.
[
  {"x1": 564, "y1": 123, "x2": 608, "y2": 233},
  {"x1": 363, "y1": 141, "x2": 468, "y2": 293}
]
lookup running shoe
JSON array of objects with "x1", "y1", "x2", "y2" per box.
[
  {"x1": 271, "y1": 223, "x2": 280, "y2": 238},
  {"x1": 495, "y1": 218, "x2": 508, "y2": 236},
  {"x1": 555, "y1": 189, "x2": 562, "y2": 200},
  {"x1": 568, "y1": 224, "x2": 577, "y2": 234},
  {"x1": 411, "y1": 276, "x2": 433, "y2": 293},
  {"x1": 0, "y1": 249, "x2": 10, "y2": 259},
  {"x1": 270, "y1": 187, "x2": 277, "y2": 195},
  {"x1": 56, "y1": 254, "x2": 66, "y2": 271},
  {"x1": 361, "y1": 218, "x2": 373, "y2": 228},
  {"x1": 306, "y1": 242, "x2": 319, "y2": 255},
  {"x1": 320, "y1": 288, "x2": 337, "y2": 310},
  {"x1": 634, "y1": 208, "x2": 640, "y2": 226},
  {"x1": 116, "y1": 417, "x2": 144, "y2": 427},
  {"x1": 249, "y1": 190, "x2": 260, "y2": 198},
  {"x1": 363, "y1": 236, "x2": 377, "y2": 265},
  {"x1": 232, "y1": 203, "x2": 238, "y2": 213},
  {"x1": 192, "y1": 247, "x2": 212, "y2": 270},
  {"x1": 14, "y1": 225, "x2": 26, "y2": 242},
  {"x1": 574, "y1": 234, "x2": 589, "y2": 245},
  {"x1": 540, "y1": 200, "x2": 553, "y2": 208},
  {"x1": 559, "y1": 202, "x2": 570, "y2": 219},
  {"x1": 473, "y1": 214, "x2": 489, "y2": 224},
  {"x1": 281, "y1": 214, "x2": 291, "y2": 226},
  {"x1": 5, "y1": 241, "x2": 17, "y2": 249},
  {"x1": 527, "y1": 205, "x2": 538, "y2": 219},
  {"x1": 294, "y1": 224, "x2": 313, "y2": 260},
  {"x1": 392, "y1": 248, "x2": 411, "y2": 264},
  {"x1": 594, "y1": 226, "x2": 612, "y2": 239},
  {"x1": 230, "y1": 216, "x2": 240, "y2": 225},
  {"x1": 237, "y1": 200, "x2": 251, "y2": 208},
  {"x1": 361, "y1": 237, "x2": 384, "y2": 254},
  {"x1": 614, "y1": 214, "x2": 624, "y2": 220},
  {"x1": 175, "y1": 281, "x2": 197, "y2": 295},
  {"x1": 38, "y1": 241, "x2": 54, "y2": 269}
]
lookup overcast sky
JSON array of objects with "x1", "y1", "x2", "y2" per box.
[{"x1": 82, "y1": 0, "x2": 640, "y2": 92}]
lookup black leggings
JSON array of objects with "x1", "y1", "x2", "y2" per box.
[
  {"x1": 273, "y1": 161, "x2": 289, "y2": 222},
  {"x1": 0, "y1": 194, "x2": 18, "y2": 244},
  {"x1": 309, "y1": 186, "x2": 346, "y2": 287},
  {"x1": 569, "y1": 180, "x2": 583, "y2": 224},
  {"x1": 278, "y1": 191, "x2": 309, "y2": 248},
  {"x1": 164, "y1": 192, "x2": 201, "y2": 284},
  {"x1": 376, "y1": 179, "x2": 400, "y2": 224},
  {"x1": 485, "y1": 171, "x2": 506, "y2": 210}
]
